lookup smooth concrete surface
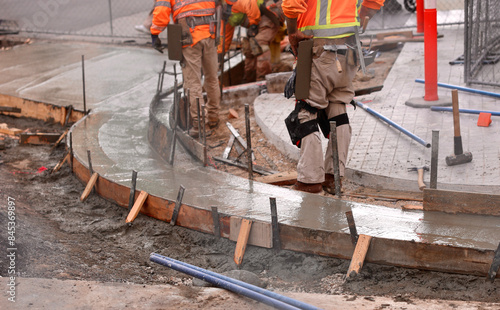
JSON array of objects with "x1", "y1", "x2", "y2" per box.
[
  {"x1": 255, "y1": 24, "x2": 500, "y2": 194},
  {"x1": 0, "y1": 34, "x2": 499, "y2": 252}
]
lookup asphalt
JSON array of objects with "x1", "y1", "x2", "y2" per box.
[{"x1": 0, "y1": 24, "x2": 499, "y2": 251}]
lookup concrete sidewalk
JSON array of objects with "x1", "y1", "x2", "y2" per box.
[{"x1": 255, "y1": 24, "x2": 500, "y2": 194}]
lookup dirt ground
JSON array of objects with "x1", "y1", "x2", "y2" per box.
[{"x1": 0, "y1": 45, "x2": 499, "y2": 309}]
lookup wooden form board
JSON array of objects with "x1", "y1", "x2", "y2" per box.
[
  {"x1": 20, "y1": 132, "x2": 61, "y2": 144},
  {"x1": 229, "y1": 216, "x2": 272, "y2": 248},
  {"x1": 423, "y1": 188, "x2": 500, "y2": 216},
  {"x1": 254, "y1": 171, "x2": 297, "y2": 186},
  {"x1": 70, "y1": 157, "x2": 500, "y2": 278},
  {"x1": 0, "y1": 123, "x2": 22, "y2": 136}
]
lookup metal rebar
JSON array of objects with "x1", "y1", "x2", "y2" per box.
[
  {"x1": 81, "y1": 55, "x2": 87, "y2": 115},
  {"x1": 245, "y1": 104, "x2": 253, "y2": 180},
  {"x1": 69, "y1": 132, "x2": 73, "y2": 172},
  {"x1": 430, "y1": 130, "x2": 439, "y2": 189},
  {"x1": 196, "y1": 97, "x2": 201, "y2": 141},
  {"x1": 107, "y1": 0, "x2": 113, "y2": 36},
  {"x1": 329, "y1": 121, "x2": 341, "y2": 197},
  {"x1": 211, "y1": 206, "x2": 220, "y2": 238},
  {"x1": 87, "y1": 149, "x2": 93, "y2": 175},
  {"x1": 169, "y1": 78, "x2": 179, "y2": 165},
  {"x1": 345, "y1": 211, "x2": 358, "y2": 245},
  {"x1": 128, "y1": 170, "x2": 138, "y2": 212},
  {"x1": 170, "y1": 185, "x2": 185, "y2": 226},
  {"x1": 270, "y1": 197, "x2": 281, "y2": 252},
  {"x1": 202, "y1": 104, "x2": 208, "y2": 166}
]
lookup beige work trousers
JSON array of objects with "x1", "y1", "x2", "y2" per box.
[
  {"x1": 181, "y1": 37, "x2": 220, "y2": 125},
  {"x1": 297, "y1": 43, "x2": 357, "y2": 184}
]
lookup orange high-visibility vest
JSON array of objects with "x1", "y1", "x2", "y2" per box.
[
  {"x1": 151, "y1": 0, "x2": 237, "y2": 47},
  {"x1": 282, "y1": 0, "x2": 384, "y2": 38}
]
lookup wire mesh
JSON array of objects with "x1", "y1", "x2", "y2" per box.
[{"x1": 464, "y1": 0, "x2": 500, "y2": 87}]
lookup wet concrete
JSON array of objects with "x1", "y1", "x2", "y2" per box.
[{"x1": 1, "y1": 40, "x2": 499, "y2": 262}]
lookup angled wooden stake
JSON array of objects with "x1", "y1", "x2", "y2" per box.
[
  {"x1": 234, "y1": 218, "x2": 253, "y2": 267},
  {"x1": 80, "y1": 172, "x2": 98, "y2": 202},
  {"x1": 50, "y1": 129, "x2": 69, "y2": 153},
  {"x1": 52, "y1": 152, "x2": 70, "y2": 174},
  {"x1": 126, "y1": 190, "x2": 148, "y2": 223},
  {"x1": 346, "y1": 234, "x2": 372, "y2": 278}
]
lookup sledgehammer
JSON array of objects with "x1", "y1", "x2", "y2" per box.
[{"x1": 446, "y1": 90, "x2": 473, "y2": 166}]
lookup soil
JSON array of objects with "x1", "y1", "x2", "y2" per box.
[{"x1": 0, "y1": 46, "x2": 499, "y2": 309}]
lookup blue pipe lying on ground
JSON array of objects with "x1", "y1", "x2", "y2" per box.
[
  {"x1": 415, "y1": 79, "x2": 500, "y2": 99},
  {"x1": 355, "y1": 101, "x2": 431, "y2": 148},
  {"x1": 150, "y1": 253, "x2": 320, "y2": 310},
  {"x1": 430, "y1": 106, "x2": 500, "y2": 116}
]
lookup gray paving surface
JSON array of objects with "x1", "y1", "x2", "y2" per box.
[
  {"x1": 255, "y1": 24, "x2": 500, "y2": 194},
  {"x1": 0, "y1": 28, "x2": 499, "y2": 251}
]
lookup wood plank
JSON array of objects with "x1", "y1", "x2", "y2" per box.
[
  {"x1": 52, "y1": 152, "x2": 70, "y2": 173},
  {"x1": 20, "y1": 132, "x2": 61, "y2": 144},
  {"x1": 0, "y1": 123, "x2": 23, "y2": 136},
  {"x1": 230, "y1": 217, "x2": 272, "y2": 248},
  {"x1": 347, "y1": 187, "x2": 423, "y2": 202},
  {"x1": 80, "y1": 172, "x2": 98, "y2": 202},
  {"x1": 254, "y1": 171, "x2": 297, "y2": 186},
  {"x1": 423, "y1": 188, "x2": 500, "y2": 216},
  {"x1": 346, "y1": 234, "x2": 372, "y2": 278},
  {"x1": 126, "y1": 190, "x2": 149, "y2": 223},
  {"x1": 402, "y1": 204, "x2": 423, "y2": 211},
  {"x1": 233, "y1": 218, "x2": 253, "y2": 266}
]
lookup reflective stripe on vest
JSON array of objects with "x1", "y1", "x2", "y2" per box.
[
  {"x1": 300, "y1": 0, "x2": 362, "y2": 38},
  {"x1": 173, "y1": 0, "x2": 216, "y2": 12},
  {"x1": 177, "y1": 8, "x2": 216, "y2": 19},
  {"x1": 155, "y1": 1, "x2": 171, "y2": 8}
]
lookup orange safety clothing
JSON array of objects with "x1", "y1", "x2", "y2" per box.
[
  {"x1": 282, "y1": 0, "x2": 384, "y2": 38},
  {"x1": 151, "y1": 0, "x2": 236, "y2": 47},
  {"x1": 218, "y1": 0, "x2": 262, "y2": 54}
]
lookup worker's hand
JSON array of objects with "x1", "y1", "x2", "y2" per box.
[
  {"x1": 359, "y1": 5, "x2": 378, "y2": 26},
  {"x1": 151, "y1": 35, "x2": 164, "y2": 53},
  {"x1": 288, "y1": 31, "x2": 313, "y2": 56},
  {"x1": 247, "y1": 24, "x2": 259, "y2": 37},
  {"x1": 222, "y1": 4, "x2": 232, "y2": 22}
]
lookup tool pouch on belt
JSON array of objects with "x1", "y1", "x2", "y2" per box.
[
  {"x1": 317, "y1": 110, "x2": 350, "y2": 139},
  {"x1": 284, "y1": 100, "x2": 319, "y2": 148},
  {"x1": 295, "y1": 39, "x2": 313, "y2": 100}
]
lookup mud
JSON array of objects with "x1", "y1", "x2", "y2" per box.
[{"x1": 0, "y1": 115, "x2": 499, "y2": 309}]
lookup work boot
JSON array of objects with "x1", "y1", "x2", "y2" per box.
[
  {"x1": 292, "y1": 181, "x2": 323, "y2": 194},
  {"x1": 322, "y1": 174, "x2": 342, "y2": 195},
  {"x1": 208, "y1": 116, "x2": 220, "y2": 129},
  {"x1": 188, "y1": 125, "x2": 213, "y2": 138}
]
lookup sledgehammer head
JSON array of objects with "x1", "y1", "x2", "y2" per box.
[{"x1": 446, "y1": 151, "x2": 473, "y2": 166}]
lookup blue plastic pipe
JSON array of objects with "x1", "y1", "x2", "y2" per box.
[
  {"x1": 415, "y1": 79, "x2": 500, "y2": 99},
  {"x1": 150, "y1": 253, "x2": 319, "y2": 310},
  {"x1": 355, "y1": 101, "x2": 431, "y2": 148},
  {"x1": 430, "y1": 106, "x2": 500, "y2": 116}
]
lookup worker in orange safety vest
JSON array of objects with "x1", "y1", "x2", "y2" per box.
[
  {"x1": 150, "y1": 0, "x2": 237, "y2": 138},
  {"x1": 281, "y1": 0, "x2": 384, "y2": 193}
]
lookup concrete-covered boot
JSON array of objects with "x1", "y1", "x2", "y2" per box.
[
  {"x1": 292, "y1": 181, "x2": 323, "y2": 194},
  {"x1": 188, "y1": 125, "x2": 212, "y2": 138}
]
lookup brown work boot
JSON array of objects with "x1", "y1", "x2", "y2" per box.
[
  {"x1": 188, "y1": 126, "x2": 213, "y2": 138},
  {"x1": 292, "y1": 181, "x2": 323, "y2": 194},
  {"x1": 208, "y1": 117, "x2": 220, "y2": 129},
  {"x1": 322, "y1": 174, "x2": 342, "y2": 194}
]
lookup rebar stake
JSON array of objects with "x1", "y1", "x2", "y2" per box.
[{"x1": 245, "y1": 104, "x2": 253, "y2": 180}]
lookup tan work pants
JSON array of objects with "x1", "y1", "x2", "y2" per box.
[
  {"x1": 182, "y1": 37, "x2": 220, "y2": 125},
  {"x1": 243, "y1": 20, "x2": 279, "y2": 82},
  {"x1": 297, "y1": 43, "x2": 357, "y2": 184}
]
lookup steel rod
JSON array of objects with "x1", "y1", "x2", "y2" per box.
[
  {"x1": 81, "y1": 55, "x2": 87, "y2": 115},
  {"x1": 329, "y1": 121, "x2": 341, "y2": 196},
  {"x1": 128, "y1": 170, "x2": 138, "y2": 212},
  {"x1": 269, "y1": 197, "x2": 281, "y2": 252},
  {"x1": 170, "y1": 185, "x2": 185, "y2": 226},
  {"x1": 431, "y1": 106, "x2": 500, "y2": 116},
  {"x1": 416, "y1": 79, "x2": 500, "y2": 99},
  {"x1": 430, "y1": 130, "x2": 439, "y2": 189},
  {"x1": 245, "y1": 104, "x2": 253, "y2": 180},
  {"x1": 355, "y1": 101, "x2": 431, "y2": 148}
]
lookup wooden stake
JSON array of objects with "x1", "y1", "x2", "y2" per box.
[
  {"x1": 50, "y1": 129, "x2": 69, "y2": 152},
  {"x1": 126, "y1": 190, "x2": 148, "y2": 223},
  {"x1": 234, "y1": 218, "x2": 253, "y2": 267},
  {"x1": 346, "y1": 234, "x2": 372, "y2": 278},
  {"x1": 80, "y1": 172, "x2": 98, "y2": 202},
  {"x1": 52, "y1": 152, "x2": 70, "y2": 174}
]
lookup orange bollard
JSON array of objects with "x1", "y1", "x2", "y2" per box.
[
  {"x1": 416, "y1": 0, "x2": 424, "y2": 34},
  {"x1": 424, "y1": 5, "x2": 438, "y2": 101}
]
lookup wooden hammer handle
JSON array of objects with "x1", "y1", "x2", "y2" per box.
[
  {"x1": 417, "y1": 168, "x2": 426, "y2": 191},
  {"x1": 452, "y1": 89, "x2": 461, "y2": 137}
]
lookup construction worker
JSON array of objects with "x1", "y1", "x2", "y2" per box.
[
  {"x1": 218, "y1": 0, "x2": 262, "y2": 58},
  {"x1": 243, "y1": 0, "x2": 285, "y2": 83},
  {"x1": 282, "y1": 0, "x2": 384, "y2": 193},
  {"x1": 150, "y1": 0, "x2": 236, "y2": 137}
]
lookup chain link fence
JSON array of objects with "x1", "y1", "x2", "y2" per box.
[
  {"x1": 464, "y1": 0, "x2": 500, "y2": 87},
  {"x1": 0, "y1": 0, "x2": 465, "y2": 38}
]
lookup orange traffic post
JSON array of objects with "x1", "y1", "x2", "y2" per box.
[{"x1": 416, "y1": 0, "x2": 424, "y2": 34}]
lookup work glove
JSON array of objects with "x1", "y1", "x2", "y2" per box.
[
  {"x1": 247, "y1": 24, "x2": 259, "y2": 37},
  {"x1": 222, "y1": 5, "x2": 232, "y2": 22},
  {"x1": 284, "y1": 67, "x2": 296, "y2": 99},
  {"x1": 151, "y1": 34, "x2": 164, "y2": 53}
]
